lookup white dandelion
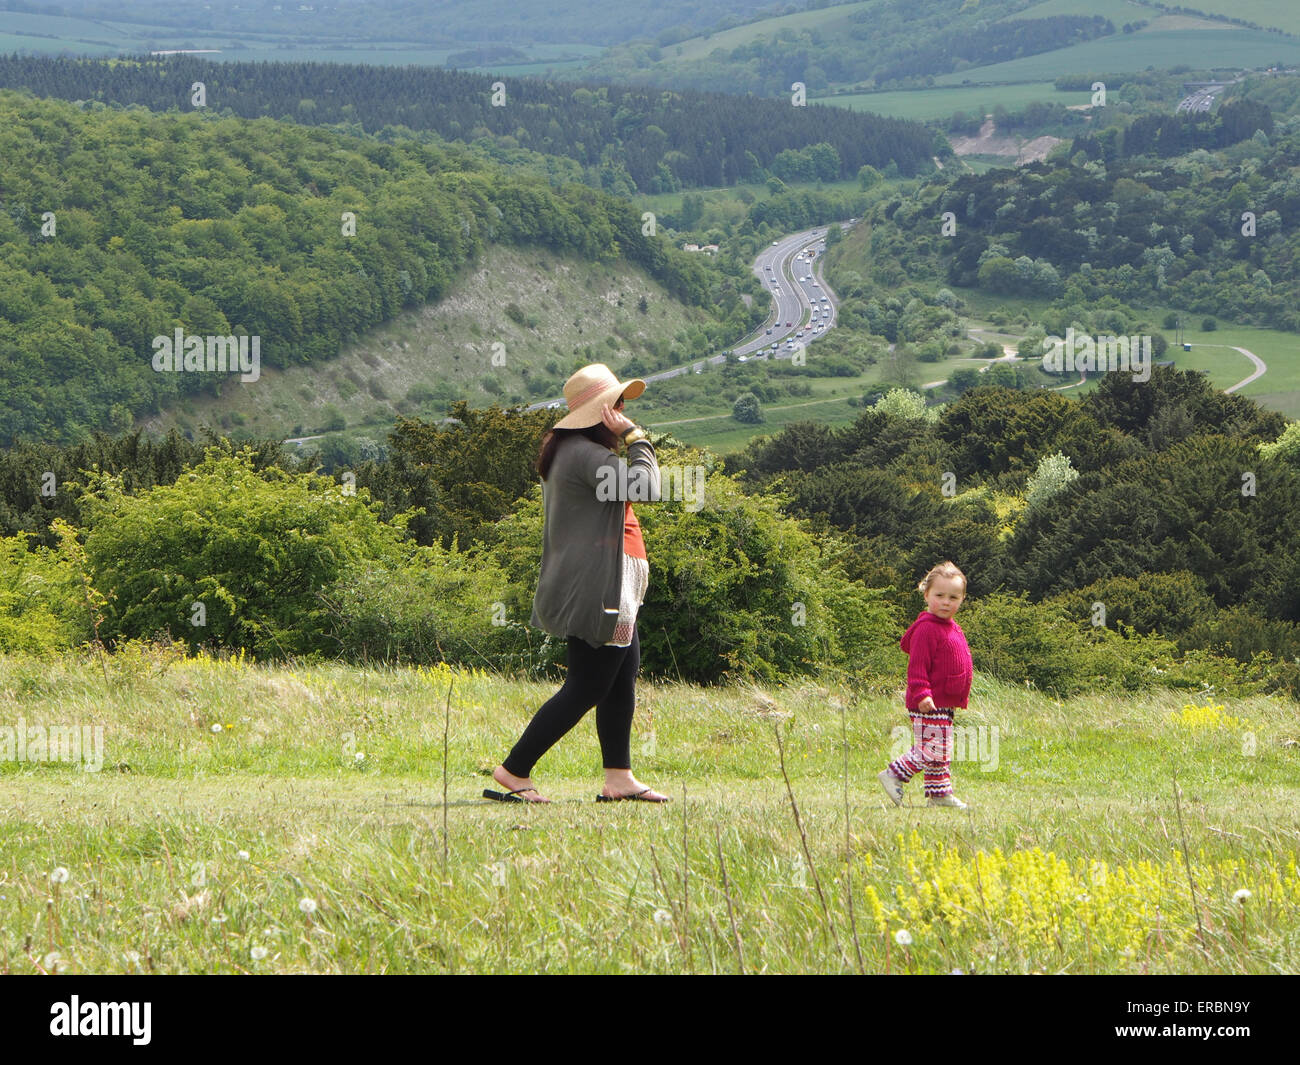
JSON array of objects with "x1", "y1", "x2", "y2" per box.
[
  {"x1": 49, "y1": 867, "x2": 69, "y2": 884},
  {"x1": 211, "y1": 723, "x2": 222, "y2": 733},
  {"x1": 652, "y1": 908, "x2": 671, "y2": 926},
  {"x1": 250, "y1": 945, "x2": 268, "y2": 961},
  {"x1": 236, "y1": 850, "x2": 250, "y2": 861},
  {"x1": 894, "y1": 929, "x2": 913, "y2": 947},
  {"x1": 299, "y1": 897, "x2": 318, "y2": 915},
  {"x1": 1234, "y1": 888, "x2": 1252, "y2": 903}
]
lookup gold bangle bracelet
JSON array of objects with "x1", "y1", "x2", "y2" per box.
[{"x1": 621, "y1": 428, "x2": 648, "y2": 445}]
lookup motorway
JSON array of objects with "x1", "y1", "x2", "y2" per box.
[{"x1": 528, "y1": 222, "x2": 845, "y2": 408}]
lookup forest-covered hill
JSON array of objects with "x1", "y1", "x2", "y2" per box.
[
  {"x1": 823, "y1": 101, "x2": 1300, "y2": 334},
  {"x1": 0, "y1": 89, "x2": 755, "y2": 445},
  {"x1": 0, "y1": 54, "x2": 937, "y2": 191}
]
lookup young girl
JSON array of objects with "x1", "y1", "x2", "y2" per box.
[{"x1": 879, "y1": 561, "x2": 974, "y2": 809}]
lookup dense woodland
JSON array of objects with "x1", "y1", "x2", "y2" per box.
[
  {"x1": 835, "y1": 103, "x2": 1300, "y2": 332},
  {"x1": 0, "y1": 90, "x2": 764, "y2": 445},
  {"x1": 2, "y1": 372, "x2": 1297, "y2": 697},
  {"x1": 0, "y1": 55, "x2": 937, "y2": 191}
]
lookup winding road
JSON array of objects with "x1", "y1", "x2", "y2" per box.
[{"x1": 526, "y1": 223, "x2": 846, "y2": 411}]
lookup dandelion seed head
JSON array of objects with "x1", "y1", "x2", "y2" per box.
[
  {"x1": 1234, "y1": 888, "x2": 1252, "y2": 903},
  {"x1": 299, "y1": 897, "x2": 318, "y2": 915},
  {"x1": 250, "y1": 946, "x2": 268, "y2": 961},
  {"x1": 236, "y1": 850, "x2": 250, "y2": 861},
  {"x1": 49, "y1": 867, "x2": 69, "y2": 884},
  {"x1": 652, "y1": 908, "x2": 671, "y2": 926},
  {"x1": 211, "y1": 723, "x2": 222, "y2": 733},
  {"x1": 895, "y1": 929, "x2": 913, "y2": 946}
]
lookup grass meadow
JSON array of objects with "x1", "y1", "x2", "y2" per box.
[
  {"x1": 2, "y1": 651, "x2": 1298, "y2": 975},
  {"x1": 934, "y1": 28, "x2": 1300, "y2": 86},
  {"x1": 827, "y1": 83, "x2": 1073, "y2": 122}
]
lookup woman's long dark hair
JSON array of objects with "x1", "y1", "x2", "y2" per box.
[{"x1": 536, "y1": 422, "x2": 619, "y2": 479}]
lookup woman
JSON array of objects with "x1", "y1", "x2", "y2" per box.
[{"x1": 485, "y1": 363, "x2": 669, "y2": 804}]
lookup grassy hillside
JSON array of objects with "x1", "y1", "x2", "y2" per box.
[
  {"x1": 1136, "y1": 0, "x2": 1300, "y2": 36},
  {"x1": 0, "y1": 0, "x2": 778, "y2": 48},
  {"x1": 829, "y1": 82, "x2": 1071, "y2": 121},
  {"x1": 0, "y1": 8, "x2": 604, "y2": 70},
  {"x1": 139, "y1": 243, "x2": 729, "y2": 442},
  {"x1": 934, "y1": 27, "x2": 1300, "y2": 85},
  {"x1": 2, "y1": 651, "x2": 1296, "y2": 974},
  {"x1": 662, "y1": 1, "x2": 878, "y2": 63}
]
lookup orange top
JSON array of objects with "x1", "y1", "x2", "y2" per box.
[{"x1": 623, "y1": 502, "x2": 646, "y2": 559}]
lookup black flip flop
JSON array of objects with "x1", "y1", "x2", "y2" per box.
[
  {"x1": 482, "y1": 786, "x2": 544, "y2": 803},
  {"x1": 596, "y1": 788, "x2": 670, "y2": 803}
]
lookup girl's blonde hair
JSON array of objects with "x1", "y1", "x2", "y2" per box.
[{"x1": 918, "y1": 560, "x2": 967, "y2": 596}]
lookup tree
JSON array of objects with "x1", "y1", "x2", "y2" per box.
[
  {"x1": 732, "y1": 392, "x2": 763, "y2": 423},
  {"x1": 1024, "y1": 451, "x2": 1080, "y2": 513}
]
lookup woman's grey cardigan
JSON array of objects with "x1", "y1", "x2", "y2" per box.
[{"x1": 530, "y1": 433, "x2": 660, "y2": 649}]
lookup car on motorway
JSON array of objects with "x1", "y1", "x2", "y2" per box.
[
  {"x1": 786, "y1": 320, "x2": 792, "y2": 327},
  {"x1": 739, "y1": 355, "x2": 748, "y2": 362},
  {"x1": 766, "y1": 264, "x2": 772, "y2": 270},
  {"x1": 765, "y1": 328, "x2": 772, "y2": 334},
  {"x1": 772, "y1": 241, "x2": 779, "y2": 246}
]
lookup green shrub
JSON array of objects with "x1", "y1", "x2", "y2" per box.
[
  {"x1": 1179, "y1": 605, "x2": 1300, "y2": 664},
  {"x1": 484, "y1": 446, "x2": 900, "y2": 684},
  {"x1": 80, "y1": 446, "x2": 407, "y2": 657},
  {"x1": 0, "y1": 533, "x2": 87, "y2": 653},
  {"x1": 961, "y1": 593, "x2": 1175, "y2": 697},
  {"x1": 326, "y1": 542, "x2": 537, "y2": 672},
  {"x1": 1044, "y1": 571, "x2": 1217, "y2": 637}
]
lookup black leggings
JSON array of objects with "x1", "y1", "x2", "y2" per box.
[{"x1": 502, "y1": 627, "x2": 640, "y2": 777}]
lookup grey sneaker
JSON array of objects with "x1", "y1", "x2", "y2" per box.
[
  {"x1": 927, "y1": 794, "x2": 968, "y2": 809},
  {"x1": 878, "y1": 769, "x2": 904, "y2": 806}
]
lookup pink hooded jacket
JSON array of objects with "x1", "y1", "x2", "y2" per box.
[{"x1": 900, "y1": 610, "x2": 973, "y2": 710}]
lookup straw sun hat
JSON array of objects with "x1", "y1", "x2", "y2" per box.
[{"x1": 552, "y1": 363, "x2": 646, "y2": 430}]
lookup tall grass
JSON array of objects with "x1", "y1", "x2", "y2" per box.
[{"x1": 1, "y1": 650, "x2": 1297, "y2": 973}]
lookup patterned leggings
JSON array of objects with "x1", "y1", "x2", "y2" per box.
[{"x1": 887, "y1": 708, "x2": 955, "y2": 798}]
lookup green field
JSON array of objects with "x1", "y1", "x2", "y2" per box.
[
  {"x1": 1147, "y1": 0, "x2": 1300, "y2": 36},
  {"x1": 0, "y1": 10, "x2": 601, "y2": 68},
  {"x1": 955, "y1": 300, "x2": 1300, "y2": 416},
  {"x1": 2, "y1": 651, "x2": 1296, "y2": 974},
  {"x1": 665, "y1": 1, "x2": 877, "y2": 63},
  {"x1": 936, "y1": 28, "x2": 1300, "y2": 85},
  {"x1": 1003, "y1": 0, "x2": 1168, "y2": 23},
  {"x1": 826, "y1": 82, "x2": 1077, "y2": 121}
]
